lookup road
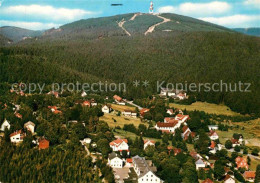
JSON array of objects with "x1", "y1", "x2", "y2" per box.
[
  {"x1": 125, "y1": 100, "x2": 143, "y2": 110},
  {"x1": 226, "y1": 148, "x2": 260, "y2": 160},
  {"x1": 144, "y1": 14, "x2": 171, "y2": 35}
]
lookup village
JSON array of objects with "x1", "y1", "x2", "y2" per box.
[{"x1": 0, "y1": 87, "x2": 259, "y2": 183}]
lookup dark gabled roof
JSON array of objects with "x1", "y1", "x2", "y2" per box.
[{"x1": 108, "y1": 152, "x2": 121, "y2": 160}]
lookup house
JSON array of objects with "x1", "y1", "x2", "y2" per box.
[
  {"x1": 90, "y1": 99, "x2": 97, "y2": 106},
  {"x1": 122, "y1": 110, "x2": 137, "y2": 118},
  {"x1": 102, "y1": 104, "x2": 112, "y2": 113},
  {"x1": 110, "y1": 139, "x2": 129, "y2": 152},
  {"x1": 190, "y1": 151, "x2": 202, "y2": 160},
  {"x1": 10, "y1": 130, "x2": 25, "y2": 143},
  {"x1": 243, "y1": 171, "x2": 255, "y2": 182},
  {"x1": 80, "y1": 138, "x2": 92, "y2": 145},
  {"x1": 235, "y1": 156, "x2": 249, "y2": 170},
  {"x1": 140, "y1": 108, "x2": 150, "y2": 118},
  {"x1": 174, "y1": 114, "x2": 189, "y2": 123},
  {"x1": 113, "y1": 95, "x2": 125, "y2": 105},
  {"x1": 144, "y1": 139, "x2": 155, "y2": 150},
  {"x1": 208, "y1": 141, "x2": 222, "y2": 154},
  {"x1": 39, "y1": 137, "x2": 50, "y2": 150},
  {"x1": 208, "y1": 130, "x2": 219, "y2": 140},
  {"x1": 231, "y1": 138, "x2": 240, "y2": 147},
  {"x1": 195, "y1": 159, "x2": 206, "y2": 170},
  {"x1": 160, "y1": 88, "x2": 168, "y2": 96},
  {"x1": 166, "y1": 109, "x2": 174, "y2": 115},
  {"x1": 132, "y1": 155, "x2": 163, "y2": 183},
  {"x1": 82, "y1": 101, "x2": 91, "y2": 107},
  {"x1": 24, "y1": 121, "x2": 35, "y2": 133},
  {"x1": 208, "y1": 125, "x2": 218, "y2": 131},
  {"x1": 177, "y1": 92, "x2": 187, "y2": 100},
  {"x1": 15, "y1": 112, "x2": 22, "y2": 119},
  {"x1": 81, "y1": 91, "x2": 87, "y2": 97},
  {"x1": 155, "y1": 122, "x2": 179, "y2": 134},
  {"x1": 182, "y1": 125, "x2": 191, "y2": 139},
  {"x1": 223, "y1": 174, "x2": 235, "y2": 183},
  {"x1": 47, "y1": 91, "x2": 59, "y2": 98},
  {"x1": 164, "y1": 117, "x2": 176, "y2": 123},
  {"x1": 1, "y1": 119, "x2": 10, "y2": 131},
  {"x1": 108, "y1": 152, "x2": 123, "y2": 168},
  {"x1": 125, "y1": 158, "x2": 133, "y2": 167},
  {"x1": 202, "y1": 178, "x2": 213, "y2": 183}
]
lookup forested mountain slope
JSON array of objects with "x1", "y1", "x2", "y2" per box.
[
  {"x1": 233, "y1": 28, "x2": 260, "y2": 37},
  {"x1": 0, "y1": 13, "x2": 259, "y2": 115}
]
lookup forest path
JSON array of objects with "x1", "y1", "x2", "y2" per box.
[
  {"x1": 117, "y1": 19, "x2": 131, "y2": 36},
  {"x1": 144, "y1": 14, "x2": 171, "y2": 35}
]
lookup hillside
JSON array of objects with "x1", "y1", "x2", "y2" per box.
[
  {"x1": 0, "y1": 13, "x2": 259, "y2": 116},
  {"x1": 0, "y1": 26, "x2": 43, "y2": 42},
  {"x1": 233, "y1": 28, "x2": 260, "y2": 37}
]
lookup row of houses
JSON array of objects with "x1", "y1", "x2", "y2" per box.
[{"x1": 160, "y1": 88, "x2": 187, "y2": 100}]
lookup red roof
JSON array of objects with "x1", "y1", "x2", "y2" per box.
[
  {"x1": 39, "y1": 138, "x2": 50, "y2": 150},
  {"x1": 164, "y1": 117, "x2": 175, "y2": 122},
  {"x1": 110, "y1": 139, "x2": 128, "y2": 147},
  {"x1": 10, "y1": 130, "x2": 23, "y2": 137},
  {"x1": 156, "y1": 122, "x2": 178, "y2": 128},
  {"x1": 224, "y1": 174, "x2": 233, "y2": 181},
  {"x1": 175, "y1": 114, "x2": 189, "y2": 121},
  {"x1": 113, "y1": 95, "x2": 122, "y2": 102},
  {"x1": 82, "y1": 101, "x2": 91, "y2": 106},
  {"x1": 190, "y1": 151, "x2": 198, "y2": 159},
  {"x1": 140, "y1": 108, "x2": 150, "y2": 116},
  {"x1": 243, "y1": 171, "x2": 256, "y2": 179},
  {"x1": 231, "y1": 138, "x2": 239, "y2": 144},
  {"x1": 53, "y1": 110, "x2": 62, "y2": 114},
  {"x1": 202, "y1": 178, "x2": 213, "y2": 183},
  {"x1": 182, "y1": 125, "x2": 189, "y2": 133},
  {"x1": 48, "y1": 106, "x2": 57, "y2": 110},
  {"x1": 210, "y1": 141, "x2": 216, "y2": 149},
  {"x1": 236, "y1": 156, "x2": 249, "y2": 169},
  {"x1": 144, "y1": 139, "x2": 155, "y2": 144},
  {"x1": 126, "y1": 158, "x2": 132, "y2": 163},
  {"x1": 174, "y1": 148, "x2": 182, "y2": 155},
  {"x1": 167, "y1": 109, "x2": 174, "y2": 114},
  {"x1": 209, "y1": 130, "x2": 218, "y2": 137},
  {"x1": 15, "y1": 113, "x2": 22, "y2": 119}
]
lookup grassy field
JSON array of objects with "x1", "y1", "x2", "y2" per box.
[
  {"x1": 169, "y1": 102, "x2": 241, "y2": 116},
  {"x1": 99, "y1": 113, "x2": 147, "y2": 128},
  {"x1": 110, "y1": 104, "x2": 136, "y2": 112},
  {"x1": 232, "y1": 118, "x2": 260, "y2": 138}
]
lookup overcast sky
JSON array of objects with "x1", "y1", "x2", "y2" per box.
[{"x1": 0, "y1": 0, "x2": 259, "y2": 30}]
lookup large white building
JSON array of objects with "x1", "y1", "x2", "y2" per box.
[
  {"x1": 108, "y1": 152, "x2": 123, "y2": 168},
  {"x1": 0, "y1": 119, "x2": 10, "y2": 131},
  {"x1": 132, "y1": 155, "x2": 163, "y2": 183},
  {"x1": 122, "y1": 110, "x2": 137, "y2": 118},
  {"x1": 109, "y1": 139, "x2": 129, "y2": 152}
]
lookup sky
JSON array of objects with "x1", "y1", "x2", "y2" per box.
[{"x1": 0, "y1": 0, "x2": 259, "y2": 30}]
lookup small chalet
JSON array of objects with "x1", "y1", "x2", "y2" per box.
[
  {"x1": 113, "y1": 95, "x2": 125, "y2": 105},
  {"x1": 195, "y1": 159, "x2": 206, "y2": 170},
  {"x1": 140, "y1": 108, "x2": 150, "y2": 118},
  {"x1": 24, "y1": 121, "x2": 35, "y2": 133},
  {"x1": 223, "y1": 174, "x2": 235, "y2": 183},
  {"x1": 243, "y1": 171, "x2": 255, "y2": 182},
  {"x1": 10, "y1": 130, "x2": 25, "y2": 143},
  {"x1": 122, "y1": 110, "x2": 137, "y2": 118},
  {"x1": 177, "y1": 92, "x2": 186, "y2": 100},
  {"x1": 0, "y1": 119, "x2": 10, "y2": 131},
  {"x1": 125, "y1": 158, "x2": 133, "y2": 167},
  {"x1": 102, "y1": 104, "x2": 112, "y2": 114},
  {"x1": 208, "y1": 130, "x2": 219, "y2": 140},
  {"x1": 235, "y1": 156, "x2": 249, "y2": 170},
  {"x1": 202, "y1": 178, "x2": 213, "y2": 183},
  {"x1": 231, "y1": 137, "x2": 243, "y2": 147},
  {"x1": 108, "y1": 152, "x2": 123, "y2": 168},
  {"x1": 166, "y1": 109, "x2": 174, "y2": 115},
  {"x1": 182, "y1": 125, "x2": 191, "y2": 140},
  {"x1": 39, "y1": 137, "x2": 50, "y2": 150},
  {"x1": 208, "y1": 125, "x2": 218, "y2": 131},
  {"x1": 143, "y1": 139, "x2": 155, "y2": 150},
  {"x1": 109, "y1": 139, "x2": 129, "y2": 152}
]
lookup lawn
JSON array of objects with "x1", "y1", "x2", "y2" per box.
[
  {"x1": 110, "y1": 104, "x2": 136, "y2": 112},
  {"x1": 169, "y1": 102, "x2": 241, "y2": 116},
  {"x1": 232, "y1": 118, "x2": 260, "y2": 138},
  {"x1": 99, "y1": 113, "x2": 147, "y2": 128}
]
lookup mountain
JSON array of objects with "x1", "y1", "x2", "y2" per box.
[
  {"x1": 0, "y1": 13, "x2": 259, "y2": 115},
  {"x1": 0, "y1": 34, "x2": 12, "y2": 46},
  {"x1": 233, "y1": 28, "x2": 260, "y2": 37},
  {"x1": 0, "y1": 26, "x2": 44, "y2": 42}
]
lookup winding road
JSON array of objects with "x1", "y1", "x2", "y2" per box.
[{"x1": 144, "y1": 14, "x2": 171, "y2": 35}]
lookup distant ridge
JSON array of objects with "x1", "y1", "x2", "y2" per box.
[{"x1": 232, "y1": 27, "x2": 260, "y2": 37}]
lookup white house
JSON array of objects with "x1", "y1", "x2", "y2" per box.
[
  {"x1": 102, "y1": 105, "x2": 112, "y2": 114},
  {"x1": 113, "y1": 95, "x2": 126, "y2": 105},
  {"x1": 122, "y1": 110, "x2": 137, "y2": 118},
  {"x1": 208, "y1": 125, "x2": 218, "y2": 131},
  {"x1": 208, "y1": 131, "x2": 219, "y2": 140},
  {"x1": 10, "y1": 130, "x2": 25, "y2": 143},
  {"x1": 224, "y1": 175, "x2": 235, "y2": 183},
  {"x1": 81, "y1": 91, "x2": 87, "y2": 97},
  {"x1": 108, "y1": 152, "x2": 123, "y2": 168},
  {"x1": 166, "y1": 109, "x2": 174, "y2": 115},
  {"x1": 24, "y1": 121, "x2": 35, "y2": 133},
  {"x1": 175, "y1": 114, "x2": 189, "y2": 123},
  {"x1": 1, "y1": 119, "x2": 10, "y2": 131},
  {"x1": 80, "y1": 138, "x2": 92, "y2": 145},
  {"x1": 177, "y1": 93, "x2": 186, "y2": 100},
  {"x1": 195, "y1": 159, "x2": 206, "y2": 170},
  {"x1": 110, "y1": 139, "x2": 129, "y2": 151},
  {"x1": 181, "y1": 126, "x2": 191, "y2": 139},
  {"x1": 155, "y1": 122, "x2": 179, "y2": 134},
  {"x1": 144, "y1": 139, "x2": 155, "y2": 150},
  {"x1": 132, "y1": 155, "x2": 163, "y2": 183}
]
